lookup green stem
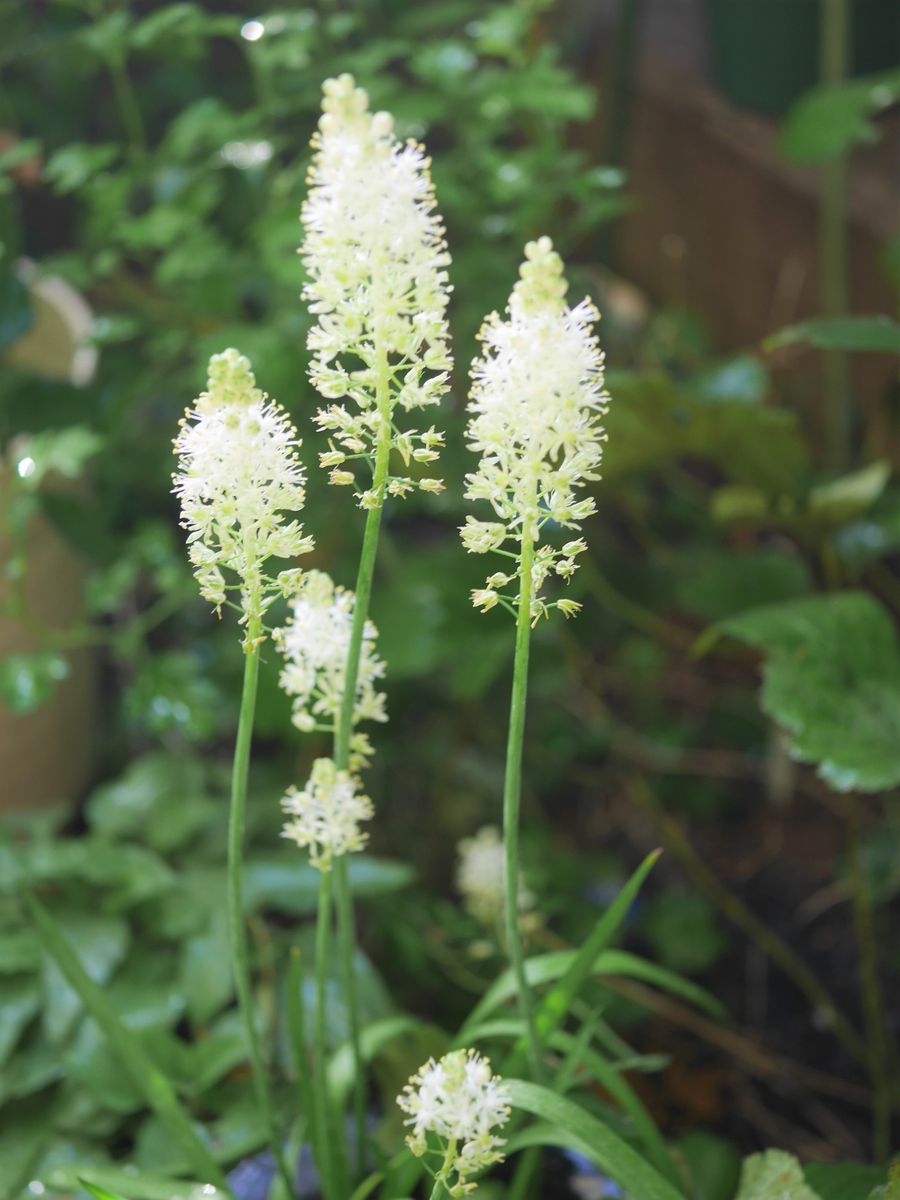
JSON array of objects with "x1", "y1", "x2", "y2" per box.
[
  {"x1": 227, "y1": 635, "x2": 293, "y2": 1198},
  {"x1": 819, "y1": 0, "x2": 851, "y2": 469},
  {"x1": 330, "y1": 276, "x2": 395, "y2": 1176},
  {"x1": 844, "y1": 796, "x2": 892, "y2": 1161},
  {"x1": 105, "y1": 51, "x2": 148, "y2": 165},
  {"x1": 314, "y1": 869, "x2": 339, "y2": 1200},
  {"x1": 504, "y1": 516, "x2": 544, "y2": 1082}
]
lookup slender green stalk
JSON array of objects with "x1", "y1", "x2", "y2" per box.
[
  {"x1": 330, "y1": 279, "x2": 395, "y2": 1175},
  {"x1": 314, "y1": 869, "x2": 339, "y2": 1200},
  {"x1": 105, "y1": 52, "x2": 148, "y2": 164},
  {"x1": 429, "y1": 1179, "x2": 449, "y2": 1200},
  {"x1": 227, "y1": 631, "x2": 293, "y2": 1198},
  {"x1": 504, "y1": 516, "x2": 544, "y2": 1081},
  {"x1": 819, "y1": 0, "x2": 851, "y2": 469},
  {"x1": 25, "y1": 891, "x2": 230, "y2": 1193},
  {"x1": 287, "y1": 949, "x2": 317, "y2": 1163},
  {"x1": 844, "y1": 796, "x2": 892, "y2": 1161}
]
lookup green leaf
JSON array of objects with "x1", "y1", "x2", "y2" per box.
[
  {"x1": 504, "y1": 1079, "x2": 685, "y2": 1200},
  {"x1": 676, "y1": 1132, "x2": 741, "y2": 1200},
  {"x1": 25, "y1": 891, "x2": 228, "y2": 1189},
  {"x1": 676, "y1": 549, "x2": 811, "y2": 621},
  {"x1": 714, "y1": 592, "x2": 900, "y2": 792},
  {"x1": 0, "y1": 975, "x2": 40, "y2": 1066},
  {"x1": 43, "y1": 913, "x2": 130, "y2": 1044},
  {"x1": 765, "y1": 316, "x2": 900, "y2": 355},
  {"x1": 86, "y1": 754, "x2": 215, "y2": 853},
  {"x1": 13, "y1": 426, "x2": 104, "y2": 487},
  {"x1": 0, "y1": 649, "x2": 69, "y2": 714},
  {"x1": 688, "y1": 355, "x2": 770, "y2": 406},
  {"x1": 808, "y1": 461, "x2": 891, "y2": 525},
  {"x1": 243, "y1": 853, "x2": 413, "y2": 915},
  {"x1": 44, "y1": 143, "x2": 119, "y2": 193},
  {"x1": 781, "y1": 69, "x2": 900, "y2": 164},
  {"x1": 79, "y1": 1180, "x2": 128, "y2": 1200},
  {"x1": 641, "y1": 893, "x2": 728, "y2": 975},
  {"x1": 606, "y1": 371, "x2": 809, "y2": 496},
  {"x1": 180, "y1": 907, "x2": 232, "y2": 1024},
  {"x1": 736, "y1": 1150, "x2": 821, "y2": 1200},
  {"x1": 804, "y1": 1162, "x2": 888, "y2": 1200},
  {"x1": 44, "y1": 1164, "x2": 219, "y2": 1200},
  {"x1": 465, "y1": 946, "x2": 723, "y2": 1032}
]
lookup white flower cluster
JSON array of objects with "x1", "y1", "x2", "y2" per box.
[
  {"x1": 281, "y1": 757, "x2": 374, "y2": 872},
  {"x1": 172, "y1": 348, "x2": 314, "y2": 643},
  {"x1": 456, "y1": 825, "x2": 538, "y2": 937},
  {"x1": 274, "y1": 570, "x2": 386, "y2": 760},
  {"x1": 301, "y1": 74, "x2": 452, "y2": 507},
  {"x1": 462, "y1": 237, "x2": 609, "y2": 621},
  {"x1": 397, "y1": 1050, "x2": 511, "y2": 1196}
]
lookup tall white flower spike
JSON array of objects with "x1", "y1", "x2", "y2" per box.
[
  {"x1": 301, "y1": 74, "x2": 452, "y2": 506},
  {"x1": 462, "y1": 237, "x2": 609, "y2": 622},
  {"x1": 397, "y1": 1049, "x2": 511, "y2": 1196},
  {"x1": 173, "y1": 348, "x2": 314, "y2": 645},
  {"x1": 456, "y1": 825, "x2": 538, "y2": 937},
  {"x1": 273, "y1": 570, "x2": 386, "y2": 762},
  {"x1": 281, "y1": 757, "x2": 373, "y2": 872}
]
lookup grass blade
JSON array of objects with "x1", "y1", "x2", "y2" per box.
[{"x1": 505, "y1": 1079, "x2": 686, "y2": 1200}]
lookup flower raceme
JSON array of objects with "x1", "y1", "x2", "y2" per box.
[
  {"x1": 274, "y1": 570, "x2": 386, "y2": 762},
  {"x1": 301, "y1": 74, "x2": 452, "y2": 507},
  {"x1": 461, "y1": 237, "x2": 609, "y2": 621},
  {"x1": 456, "y1": 825, "x2": 539, "y2": 938},
  {"x1": 397, "y1": 1050, "x2": 511, "y2": 1196},
  {"x1": 281, "y1": 757, "x2": 373, "y2": 872},
  {"x1": 172, "y1": 349, "x2": 313, "y2": 644}
]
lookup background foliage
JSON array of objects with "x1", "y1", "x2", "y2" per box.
[{"x1": 1, "y1": 1, "x2": 899, "y2": 1197}]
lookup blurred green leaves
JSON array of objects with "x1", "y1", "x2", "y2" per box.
[{"x1": 711, "y1": 592, "x2": 900, "y2": 792}]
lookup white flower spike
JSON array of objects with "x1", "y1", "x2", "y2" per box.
[
  {"x1": 273, "y1": 570, "x2": 386, "y2": 756},
  {"x1": 173, "y1": 348, "x2": 313, "y2": 645},
  {"x1": 281, "y1": 757, "x2": 373, "y2": 872},
  {"x1": 456, "y1": 825, "x2": 537, "y2": 936},
  {"x1": 397, "y1": 1049, "x2": 511, "y2": 1196},
  {"x1": 462, "y1": 238, "x2": 608, "y2": 621},
  {"x1": 301, "y1": 74, "x2": 452, "y2": 503}
]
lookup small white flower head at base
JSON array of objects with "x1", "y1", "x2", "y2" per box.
[
  {"x1": 397, "y1": 1049, "x2": 511, "y2": 1196},
  {"x1": 173, "y1": 349, "x2": 313, "y2": 644},
  {"x1": 281, "y1": 757, "x2": 373, "y2": 872},
  {"x1": 273, "y1": 570, "x2": 387, "y2": 750},
  {"x1": 456, "y1": 825, "x2": 539, "y2": 940},
  {"x1": 462, "y1": 237, "x2": 609, "y2": 620},
  {"x1": 301, "y1": 75, "x2": 452, "y2": 503}
]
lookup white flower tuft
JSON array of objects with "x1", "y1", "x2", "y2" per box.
[
  {"x1": 462, "y1": 238, "x2": 608, "y2": 620},
  {"x1": 281, "y1": 757, "x2": 373, "y2": 871},
  {"x1": 456, "y1": 825, "x2": 537, "y2": 936},
  {"x1": 173, "y1": 349, "x2": 313, "y2": 642},
  {"x1": 397, "y1": 1049, "x2": 511, "y2": 1195},
  {"x1": 301, "y1": 74, "x2": 452, "y2": 503},
  {"x1": 273, "y1": 570, "x2": 387, "y2": 742}
]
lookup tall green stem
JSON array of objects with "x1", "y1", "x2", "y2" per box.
[
  {"x1": 314, "y1": 869, "x2": 339, "y2": 1200},
  {"x1": 820, "y1": 0, "x2": 851, "y2": 469},
  {"x1": 331, "y1": 280, "x2": 395, "y2": 1174},
  {"x1": 504, "y1": 517, "x2": 544, "y2": 1081},
  {"x1": 227, "y1": 630, "x2": 293, "y2": 1197},
  {"x1": 845, "y1": 797, "x2": 892, "y2": 1161}
]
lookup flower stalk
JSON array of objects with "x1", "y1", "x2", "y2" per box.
[
  {"x1": 227, "y1": 627, "x2": 294, "y2": 1197},
  {"x1": 503, "y1": 515, "x2": 544, "y2": 1080}
]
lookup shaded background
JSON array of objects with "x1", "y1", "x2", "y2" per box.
[{"x1": 1, "y1": 0, "x2": 899, "y2": 1194}]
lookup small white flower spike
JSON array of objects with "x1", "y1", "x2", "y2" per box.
[
  {"x1": 173, "y1": 349, "x2": 313, "y2": 644},
  {"x1": 462, "y1": 238, "x2": 609, "y2": 621},
  {"x1": 281, "y1": 757, "x2": 373, "y2": 871},
  {"x1": 397, "y1": 1049, "x2": 511, "y2": 1196},
  {"x1": 301, "y1": 75, "x2": 452, "y2": 504},
  {"x1": 456, "y1": 825, "x2": 537, "y2": 936},
  {"x1": 273, "y1": 570, "x2": 387, "y2": 752}
]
